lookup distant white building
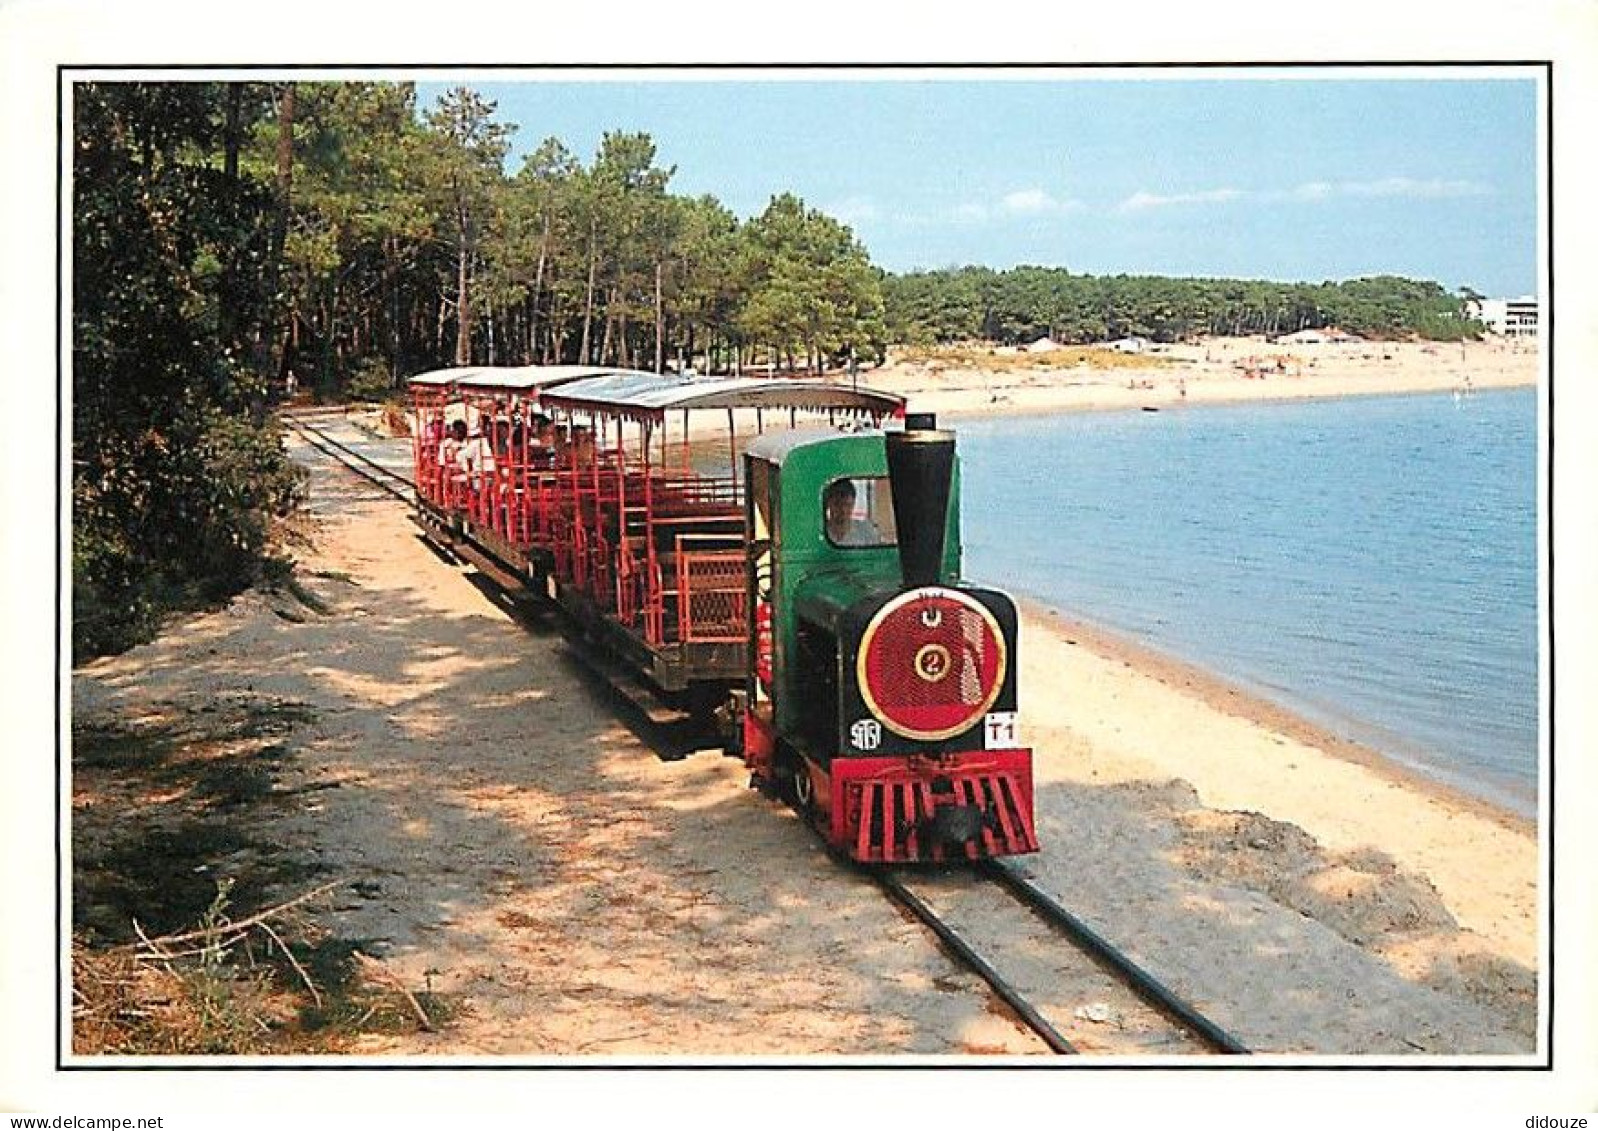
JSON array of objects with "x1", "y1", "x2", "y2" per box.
[
  {"x1": 1467, "y1": 296, "x2": 1539, "y2": 338},
  {"x1": 1107, "y1": 336, "x2": 1149, "y2": 354}
]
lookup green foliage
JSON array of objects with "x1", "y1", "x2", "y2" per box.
[
  {"x1": 345, "y1": 357, "x2": 396, "y2": 402},
  {"x1": 883, "y1": 267, "x2": 1482, "y2": 346},
  {"x1": 73, "y1": 82, "x2": 304, "y2": 661},
  {"x1": 736, "y1": 194, "x2": 885, "y2": 372},
  {"x1": 71, "y1": 77, "x2": 1484, "y2": 660}
]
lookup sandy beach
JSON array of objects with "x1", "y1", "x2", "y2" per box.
[
  {"x1": 863, "y1": 335, "x2": 1537, "y2": 420},
  {"x1": 68, "y1": 355, "x2": 1543, "y2": 1055},
  {"x1": 665, "y1": 336, "x2": 1535, "y2": 449}
]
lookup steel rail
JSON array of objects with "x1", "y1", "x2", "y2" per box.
[
  {"x1": 980, "y1": 859, "x2": 1250, "y2": 1055},
  {"x1": 283, "y1": 416, "x2": 415, "y2": 501},
  {"x1": 868, "y1": 868, "x2": 1078, "y2": 1054}
]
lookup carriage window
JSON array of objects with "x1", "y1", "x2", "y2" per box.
[{"x1": 823, "y1": 477, "x2": 897, "y2": 548}]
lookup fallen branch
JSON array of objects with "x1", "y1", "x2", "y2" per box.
[
  {"x1": 352, "y1": 951, "x2": 434, "y2": 1032},
  {"x1": 131, "y1": 919, "x2": 175, "y2": 964},
  {"x1": 128, "y1": 930, "x2": 252, "y2": 962},
  {"x1": 260, "y1": 919, "x2": 322, "y2": 1009},
  {"x1": 111, "y1": 881, "x2": 345, "y2": 953},
  {"x1": 574, "y1": 1029, "x2": 651, "y2": 1053}
]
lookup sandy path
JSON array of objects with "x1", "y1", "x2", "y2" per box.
[{"x1": 68, "y1": 432, "x2": 1537, "y2": 1058}]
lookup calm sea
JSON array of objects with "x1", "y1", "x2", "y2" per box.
[{"x1": 956, "y1": 388, "x2": 1541, "y2": 816}]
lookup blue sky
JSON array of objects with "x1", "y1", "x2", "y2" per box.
[{"x1": 417, "y1": 75, "x2": 1539, "y2": 297}]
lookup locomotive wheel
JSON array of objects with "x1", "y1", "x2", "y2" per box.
[{"x1": 790, "y1": 759, "x2": 815, "y2": 814}]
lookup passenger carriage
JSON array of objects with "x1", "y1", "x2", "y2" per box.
[{"x1": 409, "y1": 365, "x2": 903, "y2": 693}]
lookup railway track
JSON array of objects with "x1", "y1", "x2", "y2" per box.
[
  {"x1": 282, "y1": 412, "x2": 416, "y2": 503},
  {"x1": 868, "y1": 861, "x2": 1249, "y2": 1056}
]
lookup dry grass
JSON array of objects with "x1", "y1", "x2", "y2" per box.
[
  {"x1": 73, "y1": 917, "x2": 458, "y2": 1055},
  {"x1": 71, "y1": 697, "x2": 457, "y2": 1056}
]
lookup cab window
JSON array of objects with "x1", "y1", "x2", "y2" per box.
[{"x1": 822, "y1": 476, "x2": 897, "y2": 548}]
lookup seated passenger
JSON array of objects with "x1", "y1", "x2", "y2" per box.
[
  {"x1": 487, "y1": 399, "x2": 512, "y2": 456},
  {"x1": 440, "y1": 419, "x2": 468, "y2": 503},
  {"x1": 824, "y1": 478, "x2": 884, "y2": 547},
  {"x1": 528, "y1": 416, "x2": 557, "y2": 470},
  {"x1": 458, "y1": 425, "x2": 495, "y2": 483},
  {"x1": 441, "y1": 419, "x2": 468, "y2": 467},
  {"x1": 571, "y1": 426, "x2": 596, "y2": 469}
]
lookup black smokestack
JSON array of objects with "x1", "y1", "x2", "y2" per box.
[{"x1": 885, "y1": 424, "x2": 956, "y2": 589}]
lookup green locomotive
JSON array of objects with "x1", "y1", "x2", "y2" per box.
[{"x1": 736, "y1": 417, "x2": 1038, "y2": 862}]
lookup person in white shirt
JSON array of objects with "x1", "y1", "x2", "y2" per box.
[{"x1": 457, "y1": 425, "x2": 495, "y2": 483}]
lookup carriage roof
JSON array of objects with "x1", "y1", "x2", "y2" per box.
[
  {"x1": 406, "y1": 366, "x2": 486, "y2": 387},
  {"x1": 537, "y1": 372, "x2": 904, "y2": 420},
  {"x1": 407, "y1": 364, "x2": 650, "y2": 392}
]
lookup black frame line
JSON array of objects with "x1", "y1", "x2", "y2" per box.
[{"x1": 54, "y1": 58, "x2": 1556, "y2": 1074}]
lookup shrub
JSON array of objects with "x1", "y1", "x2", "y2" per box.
[{"x1": 345, "y1": 358, "x2": 395, "y2": 403}]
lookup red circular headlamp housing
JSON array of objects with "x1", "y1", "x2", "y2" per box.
[{"x1": 856, "y1": 587, "x2": 1008, "y2": 742}]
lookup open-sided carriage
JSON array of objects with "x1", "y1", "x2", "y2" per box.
[{"x1": 409, "y1": 366, "x2": 902, "y2": 694}]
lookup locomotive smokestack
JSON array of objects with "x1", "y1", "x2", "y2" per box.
[{"x1": 885, "y1": 420, "x2": 955, "y2": 589}]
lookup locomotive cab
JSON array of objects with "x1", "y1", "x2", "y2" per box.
[{"x1": 739, "y1": 420, "x2": 1038, "y2": 863}]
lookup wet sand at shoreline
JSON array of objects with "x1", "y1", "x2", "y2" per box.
[{"x1": 1015, "y1": 598, "x2": 1537, "y2": 971}]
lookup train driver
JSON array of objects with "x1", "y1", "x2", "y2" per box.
[{"x1": 824, "y1": 478, "x2": 884, "y2": 547}]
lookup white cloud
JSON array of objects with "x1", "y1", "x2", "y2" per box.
[
  {"x1": 1117, "y1": 187, "x2": 1244, "y2": 213},
  {"x1": 827, "y1": 196, "x2": 879, "y2": 224},
  {"x1": 1002, "y1": 188, "x2": 1083, "y2": 216},
  {"x1": 1341, "y1": 177, "x2": 1489, "y2": 199},
  {"x1": 1291, "y1": 181, "x2": 1336, "y2": 201},
  {"x1": 1113, "y1": 178, "x2": 1491, "y2": 214},
  {"x1": 904, "y1": 191, "x2": 1079, "y2": 226},
  {"x1": 1001, "y1": 188, "x2": 1070, "y2": 215},
  {"x1": 1286, "y1": 177, "x2": 1491, "y2": 202}
]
